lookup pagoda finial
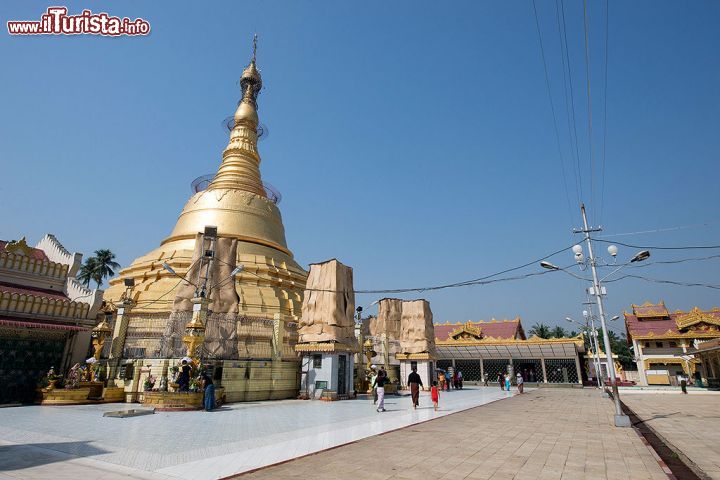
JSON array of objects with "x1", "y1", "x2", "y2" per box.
[
  {"x1": 252, "y1": 33, "x2": 258, "y2": 64},
  {"x1": 207, "y1": 34, "x2": 266, "y2": 194},
  {"x1": 238, "y1": 35, "x2": 262, "y2": 112}
]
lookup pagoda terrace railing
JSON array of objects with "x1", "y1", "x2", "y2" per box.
[{"x1": 122, "y1": 311, "x2": 298, "y2": 361}]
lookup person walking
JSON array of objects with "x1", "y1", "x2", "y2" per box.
[
  {"x1": 438, "y1": 370, "x2": 446, "y2": 391},
  {"x1": 447, "y1": 366, "x2": 454, "y2": 390},
  {"x1": 516, "y1": 372, "x2": 524, "y2": 394},
  {"x1": 457, "y1": 370, "x2": 463, "y2": 389},
  {"x1": 680, "y1": 374, "x2": 688, "y2": 394},
  {"x1": 408, "y1": 366, "x2": 423, "y2": 409},
  {"x1": 370, "y1": 366, "x2": 378, "y2": 405},
  {"x1": 498, "y1": 373, "x2": 504, "y2": 390},
  {"x1": 431, "y1": 380, "x2": 440, "y2": 411},
  {"x1": 504, "y1": 373, "x2": 511, "y2": 391},
  {"x1": 373, "y1": 370, "x2": 389, "y2": 412},
  {"x1": 483, "y1": 372, "x2": 489, "y2": 387}
]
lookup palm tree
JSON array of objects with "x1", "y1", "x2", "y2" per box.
[
  {"x1": 77, "y1": 257, "x2": 99, "y2": 287},
  {"x1": 550, "y1": 325, "x2": 568, "y2": 339},
  {"x1": 92, "y1": 249, "x2": 121, "y2": 287},
  {"x1": 77, "y1": 250, "x2": 120, "y2": 288},
  {"x1": 529, "y1": 322, "x2": 552, "y2": 339}
]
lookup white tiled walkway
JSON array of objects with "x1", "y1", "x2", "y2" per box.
[{"x1": 0, "y1": 387, "x2": 517, "y2": 480}]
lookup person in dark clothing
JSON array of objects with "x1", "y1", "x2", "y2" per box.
[
  {"x1": 178, "y1": 360, "x2": 191, "y2": 392},
  {"x1": 202, "y1": 374, "x2": 216, "y2": 411},
  {"x1": 408, "y1": 367, "x2": 423, "y2": 409}
]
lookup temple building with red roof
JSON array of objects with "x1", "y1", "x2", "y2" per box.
[
  {"x1": 433, "y1": 318, "x2": 585, "y2": 385},
  {"x1": 624, "y1": 301, "x2": 720, "y2": 386},
  {"x1": 0, "y1": 235, "x2": 104, "y2": 403}
]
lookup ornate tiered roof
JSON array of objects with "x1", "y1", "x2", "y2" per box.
[
  {"x1": 434, "y1": 318, "x2": 526, "y2": 342},
  {"x1": 0, "y1": 238, "x2": 49, "y2": 261},
  {"x1": 625, "y1": 302, "x2": 720, "y2": 341}
]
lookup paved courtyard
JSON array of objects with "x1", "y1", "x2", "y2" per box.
[
  {"x1": 0, "y1": 387, "x2": 514, "y2": 480},
  {"x1": 622, "y1": 392, "x2": 720, "y2": 479},
  {"x1": 237, "y1": 389, "x2": 669, "y2": 480}
]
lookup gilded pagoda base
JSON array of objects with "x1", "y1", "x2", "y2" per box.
[
  {"x1": 37, "y1": 383, "x2": 127, "y2": 405},
  {"x1": 142, "y1": 388, "x2": 225, "y2": 411},
  {"x1": 112, "y1": 358, "x2": 300, "y2": 404}
]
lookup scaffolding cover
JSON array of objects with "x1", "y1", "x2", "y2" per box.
[
  {"x1": 399, "y1": 299, "x2": 436, "y2": 354},
  {"x1": 370, "y1": 298, "x2": 402, "y2": 340},
  {"x1": 172, "y1": 234, "x2": 240, "y2": 314},
  {"x1": 298, "y1": 259, "x2": 356, "y2": 346}
]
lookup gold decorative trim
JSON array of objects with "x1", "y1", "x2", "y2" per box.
[
  {"x1": 395, "y1": 352, "x2": 434, "y2": 360},
  {"x1": 643, "y1": 357, "x2": 699, "y2": 374},
  {"x1": 161, "y1": 233, "x2": 293, "y2": 257},
  {"x1": 294, "y1": 342, "x2": 357, "y2": 353},
  {"x1": 435, "y1": 336, "x2": 584, "y2": 347},
  {"x1": 633, "y1": 330, "x2": 720, "y2": 340},
  {"x1": 448, "y1": 321, "x2": 483, "y2": 341},
  {"x1": 632, "y1": 300, "x2": 669, "y2": 318},
  {"x1": 4, "y1": 237, "x2": 34, "y2": 256},
  {"x1": 675, "y1": 307, "x2": 720, "y2": 330}
]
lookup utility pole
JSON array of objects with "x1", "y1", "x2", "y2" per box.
[
  {"x1": 577, "y1": 203, "x2": 631, "y2": 427},
  {"x1": 583, "y1": 300, "x2": 604, "y2": 390}
]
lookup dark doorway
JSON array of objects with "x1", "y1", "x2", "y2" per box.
[
  {"x1": 337, "y1": 354, "x2": 347, "y2": 395},
  {"x1": 0, "y1": 331, "x2": 66, "y2": 404}
]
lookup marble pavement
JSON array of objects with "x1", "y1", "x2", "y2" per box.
[{"x1": 0, "y1": 387, "x2": 516, "y2": 480}]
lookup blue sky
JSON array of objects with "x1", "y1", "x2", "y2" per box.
[{"x1": 1, "y1": 1, "x2": 718, "y2": 334}]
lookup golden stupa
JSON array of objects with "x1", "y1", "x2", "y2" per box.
[{"x1": 104, "y1": 39, "x2": 307, "y2": 319}]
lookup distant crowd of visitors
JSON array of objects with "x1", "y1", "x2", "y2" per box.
[
  {"x1": 370, "y1": 364, "x2": 532, "y2": 414},
  {"x1": 437, "y1": 366, "x2": 463, "y2": 391}
]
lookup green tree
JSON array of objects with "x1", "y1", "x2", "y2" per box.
[
  {"x1": 77, "y1": 250, "x2": 120, "y2": 288},
  {"x1": 77, "y1": 257, "x2": 99, "y2": 287},
  {"x1": 529, "y1": 322, "x2": 552, "y2": 339},
  {"x1": 92, "y1": 249, "x2": 120, "y2": 287},
  {"x1": 550, "y1": 325, "x2": 568, "y2": 338}
]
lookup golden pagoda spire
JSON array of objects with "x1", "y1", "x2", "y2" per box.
[{"x1": 209, "y1": 34, "x2": 265, "y2": 195}]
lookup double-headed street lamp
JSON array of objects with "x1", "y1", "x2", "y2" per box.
[{"x1": 542, "y1": 204, "x2": 650, "y2": 427}]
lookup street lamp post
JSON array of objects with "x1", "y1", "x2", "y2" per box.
[
  {"x1": 578, "y1": 204, "x2": 630, "y2": 427},
  {"x1": 584, "y1": 310, "x2": 604, "y2": 389},
  {"x1": 566, "y1": 315, "x2": 603, "y2": 390},
  {"x1": 542, "y1": 203, "x2": 650, "y2": 427}
]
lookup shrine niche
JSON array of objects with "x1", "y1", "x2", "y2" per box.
[{"x1": 448, "y1": 321, "x2": 484, "y2": 341}]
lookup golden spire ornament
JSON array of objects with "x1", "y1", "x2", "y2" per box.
[{"x1": 103, "y1": 35, "x2": 307, "y2": 320}]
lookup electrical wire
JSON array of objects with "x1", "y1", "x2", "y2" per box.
[
  {"x1": 593, "y1": 238, "x2": 720, "y2": 250},
  {"x1": 599, "y1": 222, "x2": 716, "y2": 238},
  {"x1": 531, "y1": 0, "x2": 574, "y2": 225},
  {"x1": 624, "y1": 254, "x2": 720, "y2": 269},
  {"x1": 560, "y1": 0, "x2": 583, "y2": 203},
  {"x1": 605, "y1": 274, "x2": 720, "y2": 290},
  {"x1": 553, "y1": 0, "x2": 579, "y2": 209},
  {"x1": 598, "y1": 0, "x2": 609, "y2": 226},
  {"x1": 582, "y1": 0, "x2": 596, "y2": 222},
  {"x1": 131, "y1": 278, "x2": 185, "y2": 308},
  {"x1": 127, "y1": 243, "x2": 578, "y2": 300}
]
